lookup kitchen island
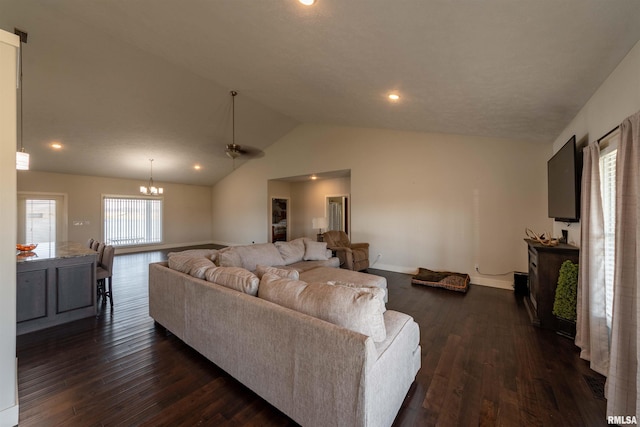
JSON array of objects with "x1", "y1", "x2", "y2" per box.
[{"x1": 17, "y1": 242, "x2": 97, "y2": 335}]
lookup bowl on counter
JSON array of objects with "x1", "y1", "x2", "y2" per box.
[{"x1": 17, "y1": 243, "x2": 38, "y2": 252}]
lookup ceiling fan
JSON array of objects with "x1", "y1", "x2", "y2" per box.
[{"x1": 225, "y1": 90, "x2": 264, "y2": 162}]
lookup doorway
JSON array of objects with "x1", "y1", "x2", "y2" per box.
[
  {"x1": 17, "y1": 192, "x2": 68, "y2": 243},
  {"x1": 326, "y1": 195, "x2": 349, "y2": 236},
  {"x1": 271, "y1": 197, "x2": 289, "y2": 242}
]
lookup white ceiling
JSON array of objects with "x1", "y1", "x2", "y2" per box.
[{"x1": 2, "y1": 0, "x2": 640, "y2": 186}]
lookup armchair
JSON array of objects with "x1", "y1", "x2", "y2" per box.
[{"x1": 322, "y1": 230, "x2": 369, "y2": 271}]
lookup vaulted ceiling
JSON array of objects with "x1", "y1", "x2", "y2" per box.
[{"x1": 2, "y1": 0, "x2": 640, "y2": 185}]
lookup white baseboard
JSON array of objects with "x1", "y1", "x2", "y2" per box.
[
  {"x1": 114, "y1": 240, "x2": 216, "y2": 254},
  {"x1": 372, "y1": 263, "x2": 513, "y2": 291},
  {"x1": 0, "y1": 358, "x2": 19, "y2": 427}
]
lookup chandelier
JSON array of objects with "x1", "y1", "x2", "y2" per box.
[{"x1": 140, "y1": 159, "x2": 163, "y2": 196}]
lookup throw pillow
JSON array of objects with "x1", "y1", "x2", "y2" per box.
[
  {"x1": 255, "y1": 264, "x2": 300, "y2": 281},
  {"x1": 258, "y1": 273, "x2": 386, "y2": 342},
  {"x1": 326, "y1": 280, "x2": 387, "y2": 313},
  {"x1": 303, "y1": 240, "x2": 329, "y2": 261},
  {"x1": 205, "y1": 267, "x2": 260, "y2": 296},
  {"x1": 168, "y1": 255, "x2": 215, "y2": 279},
  {"x1": 274, "y1": 238, "x2": 306, "y2": 264}
]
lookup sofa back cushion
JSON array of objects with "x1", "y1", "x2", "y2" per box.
[
  {"x1": 255, "y1": 264, "x2": 300, "y2": 281},
  {"x1": 258, "y1": 273, "x2": 386, "y2": 342},
  {"x1": 168, "y1": 255, "x2": 216, "y2": 279},
  {"x1": 274, "y1": 238, "x2": 306, "y2": 265},
  {"x1": 218, "y1": 243, "x2": 285, "y2": 272},
  {"x1": 205, "y1": 267, "x2": 260, "y2": 296},
  {"x1": 167, "y1": 249, "x2": 219, "y2": 263}
]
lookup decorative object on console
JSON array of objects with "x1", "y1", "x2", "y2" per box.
[
  {"x1": 140, "y1": 159, "x2": 163, "y2": 196},
  {"x1": 525, "y1": 228, "x2": 559, "y2": 247},
  {"x1": 312, "y1": 217, "x2": 328, "y2": 241},
  {"x1": 15, "y1": 28, "x2": 29, "y2": 170},
  {"x1": 552, "y1": 260, "x2": 578, "y2": 338},
  {"x1": 411, "y1": 267, "x2": 470, "y2": 293}
]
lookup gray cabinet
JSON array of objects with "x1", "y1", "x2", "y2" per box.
[
  {"x1": 524, "y1": 239, "x2": 579, "y2": 330},
  {"x1": 17, "y1": 243, "x2": 97, "y2": 335}
]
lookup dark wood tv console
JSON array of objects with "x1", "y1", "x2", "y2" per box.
[{"x1": 524, "y1": 239, "x2": 579, "y2": 330}]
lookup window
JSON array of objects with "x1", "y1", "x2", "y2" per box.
[
  {"x1": 600, "y1": 130, "x2": 619, "y2": 329},
  {"x1": 17, "y1": 193, "x2": 67, "y2": 243},
  {"x1": 103, "y1": 196, "x2": 163, "y2": 247}
]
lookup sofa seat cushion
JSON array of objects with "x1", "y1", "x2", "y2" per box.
[
  {"x1": 168, "y1": 255, "x2": 216, "y2": 279},
  {"x1": 205, "y1": 267, "x2": 260, "y2": 296},
  {"x1": 258, "y1": 273, "x2": 386, "y2": 342},
  {"x1": 299, "y1": 266, "x2": 388, "y2": 302},
  {"x1": 282, "y1": 258, "x2": 340, "y2": 273}
]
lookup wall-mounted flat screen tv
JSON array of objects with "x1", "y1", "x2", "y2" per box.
[{"x1": 548, "y1": 135, "x2": 581, "y2": 222}]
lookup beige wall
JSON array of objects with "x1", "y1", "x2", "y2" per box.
[
  {"x1": 212, "y1": 125, "x2": 550, "y2": 288},
  {"x1": 18, "y1": 171, "x2": 213, "y2": 252},
  {"x1": 552, "y1": 39, "x2": 640, "y2": 245}
]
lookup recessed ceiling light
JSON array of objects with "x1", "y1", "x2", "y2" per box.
[
  {"x1": 388, "y1": 93, "x2": 400, "y2": 101},
  {"x1": 299, "y1": 0, "x2": 315, "y2": 5},
  {"x1": 310, "y1": 174, "x2": 318, "y2": 180},
  {"x1": 194, "y1": 164, "x2": 201, "y2": 170},
  {"x1": 50, "y1": 142, "x2": 63, "y2": 150}
]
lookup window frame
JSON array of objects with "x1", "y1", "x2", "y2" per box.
[
  {"x1": 599, "y1": 129, "x2": 619, "y2": 330},
  {"x1": 101, "y1": 194, "x2": 164, "y2": 248}
]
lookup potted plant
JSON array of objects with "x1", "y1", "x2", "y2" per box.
[{"x1": 553, "y1": 260, "x2": 579, "y2": 338}]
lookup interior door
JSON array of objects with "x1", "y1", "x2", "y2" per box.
[{"x1": 271, "y1": 198, "x2": 289, "y2": 242}]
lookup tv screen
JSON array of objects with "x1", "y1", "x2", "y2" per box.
[{"x1": 548, "y1": 135, "x2": 581, "y2": 222}]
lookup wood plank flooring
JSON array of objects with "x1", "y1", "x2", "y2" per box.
[{"x1": 16, "y1": 248, "x2": 607, "y2": 426}]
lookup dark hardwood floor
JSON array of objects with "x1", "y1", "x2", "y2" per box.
[{"x1": 16, "y1": 248, "x2": 607, "y2": 426}]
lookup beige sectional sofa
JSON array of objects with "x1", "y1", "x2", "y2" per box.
[{"x1": 149, "y1": 240, "x2": 420, "y2": 426}]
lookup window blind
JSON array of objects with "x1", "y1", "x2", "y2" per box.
[
  {"x1": 600, "y1": 148, "x2": 616, "y2": 328},
  {"x1": 103, "y1": 196, "x2": 163, "y2": 247}
]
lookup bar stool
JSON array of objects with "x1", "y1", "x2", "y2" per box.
[{"x1": 96, "y1": 245, "x2": 115, "y2": 307}]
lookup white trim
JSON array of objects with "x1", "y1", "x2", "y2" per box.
[
  {"x1": 0, "y1": 358, "x2": 19, "y2": 427},
  {"x1": 113, "y1": 240, "x2": 217, "y2": 254}
]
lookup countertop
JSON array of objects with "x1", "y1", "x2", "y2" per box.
[{"x1": 17, "y1": 241, "x2": 97, "y2": 263}]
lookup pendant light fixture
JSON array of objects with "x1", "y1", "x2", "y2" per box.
[
  {"x1": 140, "y1": 159, "x2": 163, "y2": 196},
  {"x1": 15, "y1": 28, "x2": 29, "y2": 170}
]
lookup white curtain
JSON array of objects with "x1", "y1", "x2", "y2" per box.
[
  {"x1": 606, "y1": 111, "x2": 640, "y2": 419},
  {"x1": 575, "y1": 141, "x2": 609, "y2": 376}
]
